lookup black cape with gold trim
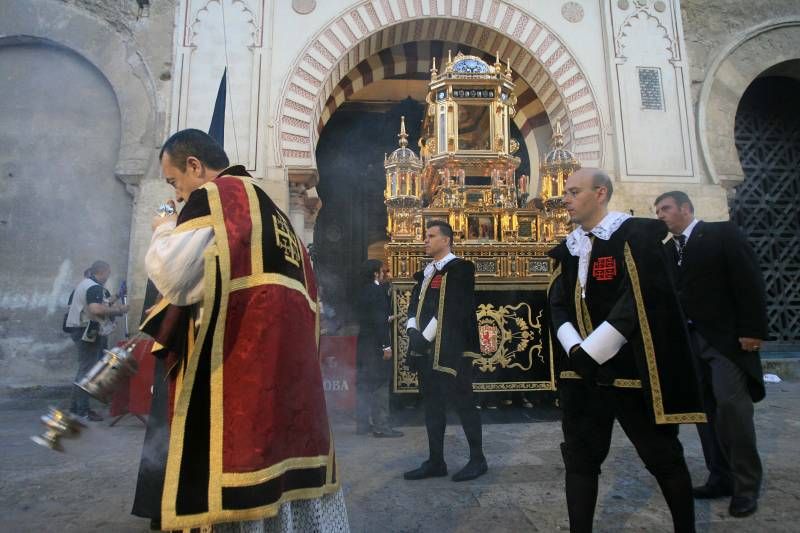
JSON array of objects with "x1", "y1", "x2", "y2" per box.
[
  {"x1": 407, "y1": 258, "x2": 480, "y2": 378},
  {"x1": 549, "y1": 218, "x2": 706, "y2": 425},
  {"x1": 140, "y1": 166, "x2": 339, "y2": 530}
]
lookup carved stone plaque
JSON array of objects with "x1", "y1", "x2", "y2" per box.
[{"x1": 637, "y1": 67, "x2": 664, "y2": 110}]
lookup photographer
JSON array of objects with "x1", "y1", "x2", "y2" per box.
[{"x1": 64, "y1": 260, "x2": 128, "y2": 421}]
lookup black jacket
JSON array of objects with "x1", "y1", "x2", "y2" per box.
[
  {"x1": 549, "y1": 217, "x2": 705, "y2": 424},
  {"x1": 665, "y1": 220, "x2": 768, "y2": 401},
  {"x1": 356, "y1": 281, "x2": 392, "y2": 388},
  {"x1": 407, "y1": 258, "x2": 480, "y2": 378}
]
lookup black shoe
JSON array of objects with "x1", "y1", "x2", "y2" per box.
[
  {"x1": 373, "y1": 428, "x2": 404, "y2": 438},
  {"x1": 692, "y1": 483, "x2": 733, "y2": 499},
  {"x1": 87, "y1": 410, "x2": 104, "y2": 422},
  {"x1": 403, "y1": 460, "x2": 448, "y2": 480},
  {"x1": 451, "y1": 457, "x2": 488, "y2": 482},
  {"x1": 729, "y1": 496, "x2": 758, "y2": 518}
]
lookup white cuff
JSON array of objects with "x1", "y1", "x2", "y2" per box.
[
  {"x1": 580, "y1": 321, "x2": 627, "y2": 364},
  {"x1": 557, "y1": 323, "x2": 583, "y2": 354},
  {"x1": 422, "y1": 318, "x2": 438, "y2": 342},
  {"x1": 407, "y1": 317, "x2": 417, "y2": 330}
]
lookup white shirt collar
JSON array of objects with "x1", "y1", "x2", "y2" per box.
[
  {"x1": 373, "y1": 279, "x2": 380, "y2": 286},
  {"x1": 566, "y1": 211, "x2": 631, "y2": 257},
  {"x1": 565, "y1": 211, "x2": 631, "y2": 298},
  {"x1": 424, "y1": 252, "x2": 457, "y2": 278},
  {"x1": 681, "y1": 218, "x2": 699, "y2": 241}
]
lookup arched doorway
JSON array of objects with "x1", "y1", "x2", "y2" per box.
[
  {"x1": 277, "y1": 7, "x2": 603, "y2": 180},
  {"x1": 731, "y1": 62, "x2": 800, "y2": 346},
  {"x1": 0, "y1": 39, "x2": 127, "y2": 385},
  {"x1": 313, "y1": 56, "x2": 532, "y2": 328}
]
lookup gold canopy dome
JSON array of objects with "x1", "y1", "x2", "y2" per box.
[
  {"x1": 542, "y1": 122, "x2": 579, "y2": 169},
  {"x1": 539, "y1": 121, "x2": 581, "y2": 203},
  {"x1": 384, "y1": 116, "x2": 423, "y2": 169}
]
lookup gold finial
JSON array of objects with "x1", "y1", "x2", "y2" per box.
[
  {"x1": 496, "y1": 50, "x2": 500, "y2": 64},
  {"x1": 431, "y1": 56, "x2": 436, "y2": 71},
  {"x1": 506, "y1": 57, "x2": 511, "y2": 74},
  {"x1": 448, "y1": 49, "x2": 452, "y2": 65},
  {"x1": 398, "y1": 116, "x2": 408, "y2": 148},
  {"x1": 552, "y1": 121, "x2": 564, "y2": 148}
]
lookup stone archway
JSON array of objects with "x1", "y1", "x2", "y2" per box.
[
  {"x1": 0, "y1": 0, "x2": 159, "y2": 190},
  {"x1": 317, "y1": 39, "x2": 549, "y2": 175},
  {"x1": 277, "y1": 1, "x2": 603, "y2": 174},
  {"x1": 697, "y1": 19, "x2": 800, "y2": 188}
]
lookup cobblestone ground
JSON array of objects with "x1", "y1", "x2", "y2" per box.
[{"x1": 1, "y1": 382, "x2": 798, "y2": 532}]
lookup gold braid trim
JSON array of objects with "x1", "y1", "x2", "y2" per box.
[
  {"x1": 623, "y1": 243, "x2": 706, "y2": 424},
  {"x1": 559, "y1": 371, "x2": 642, "y2": 388},
  {"x1": 173, "y1": 215, "x2": 213, "y2": 234},
  {"x1": 432, "y1": 274, "x2": 457, "y2": 376}
]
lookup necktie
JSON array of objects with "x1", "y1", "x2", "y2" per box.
[{"x1": 673, "y1": 234, "x2": 686, "y2": 266}]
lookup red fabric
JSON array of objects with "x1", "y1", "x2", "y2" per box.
[
  {"x1": 319, "y1": 336, "x2": 357, "y2": 412},
  {"x1": 110, "y1": 340, "x2": 156, "y2": 417},
  {"x1": 213, "y1": 176, "x2": 331, "y2": 474},
  {"x1": 216, "y1": 176, "x2": 253, "y2": 279},
  {"x1": 592, "y1": 256, "x2": 618, "y2": 281},
  {"x1": 222, "y1": 285, "x2": 329, "y2": 472},
  {"x1": 430, "y1": 274, "x2": 443, "y2": 289}
]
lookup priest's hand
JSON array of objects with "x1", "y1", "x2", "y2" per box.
[
  {"x1": 152, "y1": 212, "x2": 177, "y2": 231},
  {"x1": 738, "y1": 337, "x2": 762, "y2": 352},
  {"x1": 407, "y1": 328, "x2": 431, "y2": 354},
  {"x1": 569, "y1": 345, "x2": 599, "y2": 381}
]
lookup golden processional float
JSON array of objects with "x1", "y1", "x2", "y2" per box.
[{"x1": 385, "y1": 52, "x2": 581, "y2": 394}]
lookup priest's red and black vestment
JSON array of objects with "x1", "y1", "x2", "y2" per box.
[{"x1": 140, "y1": 167, "x2": 340, "y2": 530}]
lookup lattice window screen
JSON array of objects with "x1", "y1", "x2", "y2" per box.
[{"x1": 732, "y1": 81, "x2": 800, "y2": 344}]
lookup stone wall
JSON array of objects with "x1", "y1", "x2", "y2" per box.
[
  {"x1": 0, "y1": 0, "x2": 176, "y2": 388},
  {"x1": 681, "y1": 0, "x2": 800, "y2": 191}
]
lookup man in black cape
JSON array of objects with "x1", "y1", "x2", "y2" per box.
[
  {"x1": 548, "y1": 168, "x2": 706, "y2": 533},
  {"x1": 403, "y1": 220, "x2": 486, "y2": 482}
]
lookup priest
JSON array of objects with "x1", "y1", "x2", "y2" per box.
[
  {"x1": 137, "y1": 129, "x2": 347, "y2": 532},
  {"x1": 548, "y1": 168, "x2": 705, "y2": 533}
]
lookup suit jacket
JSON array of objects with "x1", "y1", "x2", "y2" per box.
[
  {"x1": 356, "y1": 281, "x2": 392, "y2": 388},
  {"x1": 665, "y1": 220, "x2": 768, "y2": 401}
]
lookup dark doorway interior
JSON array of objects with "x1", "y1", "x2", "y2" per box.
[
  {"x1": 314, "y1": 96, "x2": 530, "y2": 331},
  {"x1": 732, "y1": 70, "x2": 800, "y2": 346}
]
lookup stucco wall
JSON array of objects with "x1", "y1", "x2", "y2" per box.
[{"x1": 0, "y1": 0, "x2": 176, "y2": 388}]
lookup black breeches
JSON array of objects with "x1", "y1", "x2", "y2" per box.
[
  {"x1": 419, "y1": 357, "x2": 483, "y2": 463},
  {"x1": 558, "y1": 381, "x2": 695, "y2": 533}
]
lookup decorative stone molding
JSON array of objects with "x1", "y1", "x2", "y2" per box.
[
  {"x1": 696, "y1": 18, "x2": 800, "y2": 185},
  {"x1": 277, "y1": 0, "x2": 603, "y2": 173},
  {"x1": 561, "y1": 2, "x2": 584, "y2": 24},
  {"x1": 293, "y1": 0, "x2": 317, "y2": 15},
  {"x1": 0, "y1": 1, "x2": 158, "y2": 196}
]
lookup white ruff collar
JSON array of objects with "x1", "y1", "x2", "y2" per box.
[
  {"x1": 424, "y1": 252, "x2": 457, "y2": 279},
  {"x1": 565, "y1": 212, "x2": 631, "y2": 296}
]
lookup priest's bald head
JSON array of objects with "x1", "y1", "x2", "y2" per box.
[{"x1": 563, "y1": 167, "x2": 613, "y2": 231}]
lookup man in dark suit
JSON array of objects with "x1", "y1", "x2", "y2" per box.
[
  {"x1": 655, "y1": 191, "x2": 768, "y2": 518},
  {"x1": 355, "y1": 259, "x2": 403, "y2": 438},
  {"x1": 403, "y1": 220, "x2": 486, "y2": 482}
]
